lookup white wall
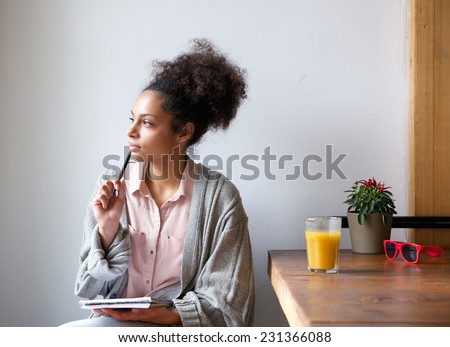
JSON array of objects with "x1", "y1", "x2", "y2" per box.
[{"x1": 0, "y1": 0, "x2": 408, "y2": 326}]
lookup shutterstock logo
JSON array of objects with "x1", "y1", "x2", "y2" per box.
[{"x1": 102, "y1": 144, "x2": 348, "y2": 181}]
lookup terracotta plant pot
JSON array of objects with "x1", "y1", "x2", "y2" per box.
[{"x1": 347, "y1": 212, "x2": 393, "y2": 254}]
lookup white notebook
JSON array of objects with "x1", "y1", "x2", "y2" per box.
[{"x1": 79, "y1": 296, "x2": 173, "y2": 310}]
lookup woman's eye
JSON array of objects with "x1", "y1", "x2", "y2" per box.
[
  {"x1": 129, "y1": 117, "x2": 134, "y2": 123},
  {"x1": 143, "y1": 120, "x2": 153, "y2": 127}
]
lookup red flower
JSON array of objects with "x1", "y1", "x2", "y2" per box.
[{"x1": 355, "y1": 177, "x2": 391, "y2": 192}]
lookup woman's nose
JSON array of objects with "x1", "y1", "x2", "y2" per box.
[{"x1": 127, "y1": 122, "x2": 139, "y2": 138}]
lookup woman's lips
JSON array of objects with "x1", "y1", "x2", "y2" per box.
[{"x1": 128, "y1": 143, "x2": 141, "y2": 151}]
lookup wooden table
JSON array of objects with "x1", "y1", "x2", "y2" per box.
[{"x1": 268, "y1": 250, "x2": 450, "y2": 326}]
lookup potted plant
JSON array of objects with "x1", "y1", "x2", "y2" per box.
[{"x1": 344, "y1": 178, "x2": 397, "y2": 253}]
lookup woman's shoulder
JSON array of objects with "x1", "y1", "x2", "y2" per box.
[
  {"x1": 194, "y1": 161, "x2": 238, "y2": 188},
  {"x1": 192, "y1": 162, "x2": 248, "y2": 224},
  {"x1": 100, "y1": 169, "x2": 119, "y2": 181},
  {"x1": 192, "y1": 161, "x2": 243, "y2": 203}
]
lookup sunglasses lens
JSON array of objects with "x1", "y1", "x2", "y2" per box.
[
  {"x1": 385, "y1": 242, "x2": 397, "y2": 258},
  {"x1": 401, "y1": 244, "x2": 418, "y2": 262}
]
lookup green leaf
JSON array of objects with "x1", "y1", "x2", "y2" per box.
[
  {"x1": 360, "y1": 204, "x2": 368, "y2": 216},
  {"x1": 368, "y1": 199, "x2": 375, "y2": 214},
  {"x1": 358, "y1": 212, "x2": 366, "y2": 225}
]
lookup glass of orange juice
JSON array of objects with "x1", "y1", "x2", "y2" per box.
[{"x1": 305, "y1": 217, "x2": 342, "y2": 273}]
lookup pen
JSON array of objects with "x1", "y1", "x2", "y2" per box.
[{"x1": 112, "y1": 150, "x2": 131, "y2": 196}]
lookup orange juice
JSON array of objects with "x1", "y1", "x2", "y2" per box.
[{"x1": 305, "y1": 230, "x2": 341, "y2": 272}]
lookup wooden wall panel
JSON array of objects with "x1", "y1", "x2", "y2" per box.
[{"x1": 408, "y1": 0, "x2": 450, "y2": 247}]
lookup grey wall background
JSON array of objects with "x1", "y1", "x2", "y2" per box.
[{"x1": 0, "y1": 0, "x2": 409, "y2": 326}]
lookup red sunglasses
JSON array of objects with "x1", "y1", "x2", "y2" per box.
[{"x1": 383, "y1": 240, "x2": 444, "y2": 264}]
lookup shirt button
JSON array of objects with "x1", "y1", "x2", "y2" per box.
[
  {"x1": 150, "y1": 250, "x2": 154, "y2": 254},
  {"x1": 146, "y1": 280, "x2": 150, "y2": 284},
  {"x1": 168, "y1": 236, "x2": 171, "y2": 239}
]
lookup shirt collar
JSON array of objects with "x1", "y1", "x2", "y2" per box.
[
  {"x1": 172, "y1": 159, "x2": 195, "y2": 201},
  {"x1": 127, "y1": 159, "x2": 195, "y2": 201},
  {"x1": 127, "y1": 161, "x2": 146, "y2": 195}
]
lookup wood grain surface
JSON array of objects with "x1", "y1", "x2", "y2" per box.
[
  {"x1": 408, "y1": 0, "x2": 450, "y2": 247},
  {"x1": 268, "y1": 250, "x2": 450, "y2": 326}
]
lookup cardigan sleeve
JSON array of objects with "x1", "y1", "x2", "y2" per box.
[
  {"x1": 74, "y1": 174, "x2": 131, "y2": 299},
  {"x1": 173, "y1": 191, "x2": 255, "y2": 327}
]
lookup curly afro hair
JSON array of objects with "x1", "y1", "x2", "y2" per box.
[{"x1": 144, "y1": 38, "x2": 247, "y2": 146}]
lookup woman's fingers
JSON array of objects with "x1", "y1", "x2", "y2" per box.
[
  {"x1": 93, "y1": 181, "x2": 116, "y2": 209},
  {"x1": 116, "y1": 179, "x2": 125, "y2": 202},
  {"x1": 93, "y1": 308, "x2": 135, "y2": 321}
]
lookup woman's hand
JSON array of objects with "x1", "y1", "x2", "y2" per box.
[
  {"x1": 93, "y1": 306, "x2": 182, "y2": 326},
  {"x1": 92, "y1": 179, "x2": 125, "y2": 250}
]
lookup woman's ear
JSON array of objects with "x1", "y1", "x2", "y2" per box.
[{"x1": 178, "y1": 122, "x2": 195, "y2": 144}]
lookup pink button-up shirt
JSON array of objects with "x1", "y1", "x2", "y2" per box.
[{"x1": 124, "y1": 160, "x2": 194, "y2": 298}]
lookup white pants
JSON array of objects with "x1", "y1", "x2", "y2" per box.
[{"x1": 60, "y1": 316, "x2": 161, "y2": 327}]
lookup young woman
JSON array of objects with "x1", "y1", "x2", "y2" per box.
[{"x1": 65, "y1": 39, "x2": 254, "y2": 327}]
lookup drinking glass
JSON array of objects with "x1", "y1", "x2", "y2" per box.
[{"x1": 305, "y1": 217, "x2": 342, "y2": 273}]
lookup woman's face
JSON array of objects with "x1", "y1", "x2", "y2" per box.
[{"x1": 127, "y1": 90, "x2": 185, "y2": 163}]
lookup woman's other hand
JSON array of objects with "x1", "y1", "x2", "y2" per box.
[{"x1": 93, "y1": 306, "x2": 182, "y2": 326}]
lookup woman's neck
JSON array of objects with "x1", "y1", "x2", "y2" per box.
[{"x1": 144, "y1": 154, "x2": 188, "y2": 207}]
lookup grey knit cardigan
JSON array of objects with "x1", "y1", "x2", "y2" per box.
[{"x1": 74, "y1": 162, "x2": 255, "y2": 327}]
